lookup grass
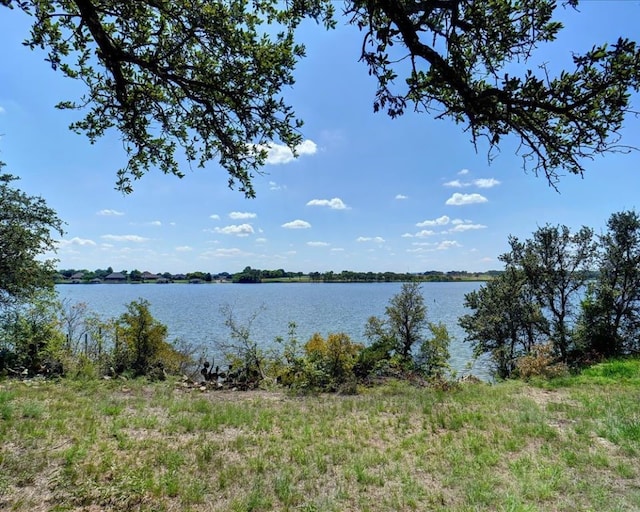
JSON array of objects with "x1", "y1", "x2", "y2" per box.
[{"x1": 1, "y1": 359, "x2": 640, "y2": 511}]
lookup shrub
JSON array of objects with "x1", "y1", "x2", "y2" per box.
[
  {"x1": 515, "y1": 343, "x2": 569, "y2": 380},
  {"x1": 113, "y1": 299, "x2": 190, "y2": 379},
  {"x1": 299, "y1": 333, "x2": 363, "y2": 392}
]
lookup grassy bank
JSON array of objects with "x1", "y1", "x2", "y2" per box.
[{"x1": 1, "y1": 360, "x2": 639, "y2": 511}]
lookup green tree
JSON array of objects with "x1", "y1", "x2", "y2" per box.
[
  {"x1": 0, "y1": 172, "x2": 64, "y2": 308},
  {"x1": 0, "y1": 290, "x2": 66, "y2": 375},
  {"x1": 3, "y1": 1, "x2": 639, "y2": 194},
  {"x1": 460, "y1": 267, "x2": 548, "y2": 379},
  {"x1": 364, "y1": 282, "x2": 437, "y2": 367},
  {"x1": 114, "y1": 299, "x2": 180, "y2": 377},
  {"x1": 503, "y1": 225, "x2": 596, "y2": 360},
  {"x1": 4, "y1": 0, "x2": 335, "y2": 197},
  {"x1": 347, "y1": 0, "x2": 640, "y2": 187},
  {"x1": 577, "y1": 210, "x2": 640, "y2": 356},
  {"x1": 129, "y1": 269, "x2": 142, "y2": 282}
]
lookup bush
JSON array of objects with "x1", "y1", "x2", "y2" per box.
[
  {"x1": 113, "y1": 299, "x2": 191, "y2": 379},
  {"x1": 515, "y1": 343, "x2": 569, "y2": 380},
  {"x1": 283, "y1": 332, "x2": 363, "y2": 392}
]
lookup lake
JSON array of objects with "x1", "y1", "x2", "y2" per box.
[{"x1": 55, "y1": 281, "x2": 491, "y2": 379}]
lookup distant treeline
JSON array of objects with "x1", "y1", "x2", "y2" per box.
[
  {"x1": 231, "y1": 267, "x2": 506, "y2": 283},
  {"x1": 56, "y1": 266, "x2": 602, "y2": 285}
]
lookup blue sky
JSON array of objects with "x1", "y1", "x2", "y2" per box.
[{"x1": 1, "y1": 2, "x2": 639, "y2": 275}]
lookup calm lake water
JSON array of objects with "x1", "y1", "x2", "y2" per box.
[{"x1": 56, "y1": 281, "x2": 491, "y2": 379}]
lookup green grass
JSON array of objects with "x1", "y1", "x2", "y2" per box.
[{"x1": 1, "y1": 360, "x2": 640, "y2": 511}]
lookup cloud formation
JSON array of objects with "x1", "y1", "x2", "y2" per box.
[
  {"x1": 214, "y1": 224, "x2": 255, "y2": 236},
  {"x1": 395, "y1": 194, "x2": 408, "y2": 200},
  {"x1": 229, "y1": 211, "x2": 257, "y2": 220},
  {"x1": 97, "y1": 209, "x2": 124, "y2": 216},
  {"x1": 444, "y1": 178, "x2": 500, "y2": 188},
  {"x1": 307, "y1": 241, "x2": 330, "y2": 247},
  {"x1": 282, "y1": 220, "x2": 311, "y2": 229},
  {"x1": 474, "y1": 178, "x2": 501, "y2": 188},
  {"x1": 306, "y1": 197, "x2": 349, "y2": 210},
  {"x1": 58, "y1": 237, "x2": 97, "y2": 247},
  {"x1": 450, "y1": 223, "x2": 487, "y2": 232},
  {"x1": 445, "y1": 193, "x2": 488, "y2": 206},
  {"x1": 357, "y1": 236, "x2": 385, "y2": 243},
  {"x1": 417, "y1": 215, "x2": 450, "y2": 227},
  {"x1": 261, "y1": 139, "x2": 318, "y2": 165},
  {"x1": 437, "y1": 240, "x2": 462, "y2": 250},
  {"x1": 101, "y1": 235, "x2": 149, "y2": 242}
]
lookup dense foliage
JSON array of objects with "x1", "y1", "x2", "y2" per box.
[
  {"x1": 461, "y1": 210, "x2": 640, "y2": 379},
  {"x1": 0, "y1": 172, "x2": 64, "y2": 308},
  {"x1": 3, "y1": 1, "x2": 639, "y2": 193},
  {"x1": 0, "y1": 297, "x2": 192, "y2": 379}
]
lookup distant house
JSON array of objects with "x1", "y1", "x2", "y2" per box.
[
  {"x1": 142, "y1": 271, "x2": 159, "y2": 281},
  {"x1": 156, "y1": 277, "x2": 171, "y2": 284},
  {"x1": 105, "y1": 272, "x2": 127, "y2": 283},
  {"x1": 70, "y1": 272, "x2": 84, "y2": 281}
]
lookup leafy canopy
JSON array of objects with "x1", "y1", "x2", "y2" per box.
[
  {"x1": 0, "y1": 171, "x2": 64, "y2": 308},
  {"x1": 3, "y1": 0, "x2": 639, "y2": 193}
]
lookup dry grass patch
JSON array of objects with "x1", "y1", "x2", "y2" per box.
[{"x1": 1, "y1": 373, "x2": 639, "y2": 511}]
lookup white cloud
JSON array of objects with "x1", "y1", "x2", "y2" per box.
[
  {"x1": 437, "y1": 240, "x2": 462, "y2": 250},
  {"x1": 57, "y1": 237, "x2": 97, "y2": 247},
  {"x1": 209, "y1": 214, "x2": 220, "y2": 220},
  {"x1": 214, "y1": 224, "x2": 255, "y2": 236},
  {"x1": 395, "y1": 194, "x2": 408, "y2": 200},
  {"x1": 175, "y1": 246, "x2": 193, "y2": 252},
  {"x1": 207, "y1": 248, "x2": 252, "y2": 258},
  {"x1": 443, "y1": 180, "x2": 465, "y2": 188},
  {"x1": 306, "y1": 198, "x2": 349, "y2": 210},
  {"x1": 458, "y1": 168, "x2": 470, "y2": 175},
  {"x1": 261, "y1": 139, "x2": 318, "y2": 165},
  {"x1": 282, "y1": 219, "x2": 311, "y2": 229},
  {"x1": 269, "y1": 181, "x2": 285, "y2": 191},
  {"x1": 330, "y1": 247, "x2": 345, "y2": 252},
  {"x1": 450, "y1": 223, "x2": 487, "y2": 232},
  {"x1": 356, "y1": 236, "x2": 385, "y2": 243},
  {"x1": 229, "y1": 211, "x2": 257, "y2": 220},
  {"x1": 101, "y1": 234, "x2": 149, "y2": 243},
  {"x1": 416, "y1": 215, "x2": 450, "y2": 227},
  {"x1": 445, "y1": 193, "x2": 488, "y2": 206},
  {"x1": 401, "y1": 233, "x2": 414, "y2": 238},
  {"x1": 255, "y1": 237, "x2": 267, "y2": 243},
  {"x1": 307, "y1": 241, "x2": 330, "y2": 247},
  {"x1": 97, "y1": 209, "x2": 124, "y2": 216},
  {"x1": 0, "y1": 106, "x2": 5, "y2": 114},
  {"x1": 148, "y1": 221, "x2": 162, "y2": 227},
  {"x1": 415, "y1": 230, "x2": 436, "y2": 238},
  {"x1": 473, "y1": 178, "x2": 501, "y2": 188}
]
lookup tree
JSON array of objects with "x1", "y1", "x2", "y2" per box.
[
  {"x1": 114, "y1": 298, "x2": 180, "y2": 377},
  {"x1": 3, "y1": 1, "x2": 639, "y2": 194},
  {"x1": 347, "y1": 0, "x2": 640, "y2": 187},
  {"x1": 3, "y1": 0, "x2": 335, "y2": 197},
  {"x1": 459, "y1": 267, "x2": 548, "y2": 379},
  {"x1": 364, "y1": 282, "x2": 426, "y2": 364},
  {"x1": 577, "y1": 210, "x2": 640, "y2": 356},
  {"x1": 503, "y1": 225, "x2": 596, "y2": 360},
  {"x1": 0, "y1": 172, "x2": 64, "y2": 308}
]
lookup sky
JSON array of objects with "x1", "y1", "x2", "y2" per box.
[{"x1": 1, "y1": 2, "x2": 639, "y2": 275}]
